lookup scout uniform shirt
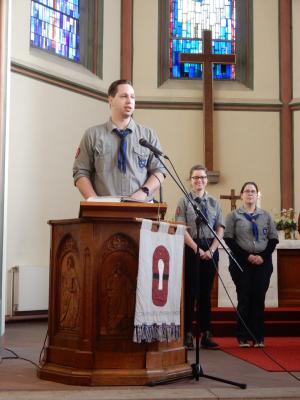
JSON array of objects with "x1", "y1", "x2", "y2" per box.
[
  {"x1": 224, "y1": 207, "x2": 278, "y2": 254},
  {"x1": 175, "y1": 191, "x2": 225, "y2": 239},
  {"x1": 73, "y1": 118, "x2": 164, "y2": 197}
]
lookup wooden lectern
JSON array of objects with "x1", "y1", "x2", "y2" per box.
[{"x1": 38, "y1": 202, "x2": 190, "y2": 386}]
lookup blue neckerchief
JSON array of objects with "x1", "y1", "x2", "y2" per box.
[
  {"x1": 194, "y1": 196, "x2": 208, "y2": 220},
  {"x1": 243, "y1": 212, "x2": 259, "y2": 241},
  {"x1": 114, "y1": 128, "x2": 131, "y2": 173}
]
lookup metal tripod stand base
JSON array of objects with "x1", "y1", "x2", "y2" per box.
[{"x1": 148, "y1": 362, "x2": 247, "y2": 389}]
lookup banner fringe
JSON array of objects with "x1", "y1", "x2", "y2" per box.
[{"x1": 133, "y1": 323, "x2": 180, "y2": 343}]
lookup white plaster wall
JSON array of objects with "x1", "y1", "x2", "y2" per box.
[
  {"x1": 133, "y1": 0, "x2": 279, "y2": 102},
  {"x1": 7, "y1": 73, "x2": 108, "y2": 267},
  {"x1": 215, "y1": 111, "x2": 281, "y2": 216},
  {"x1": 5, "y1": 0, "x2": 121, "y2": 308}
]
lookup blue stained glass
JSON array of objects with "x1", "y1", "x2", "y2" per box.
[
  {"x1": 30, "y1": 0, "x2": 80, "y2": 62},
  {"x1": 170, "y1": 0, "x2": 235, "y2": 80}
]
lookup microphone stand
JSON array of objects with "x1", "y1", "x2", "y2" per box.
[{"x1": 147, "y1": 153, "x2": 246, "y2": 389}]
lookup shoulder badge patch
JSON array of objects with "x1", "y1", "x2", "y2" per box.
[
  {"x1": 176, "y1": 206, "x2": 182, "y2": 216},
  {"x1": 75, "y1": 147, "x2": 80, "y2": 159}
]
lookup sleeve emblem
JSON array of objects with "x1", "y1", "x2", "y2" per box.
[{"x1": 75, "y1": 148, "x2": 80, "y2": 159}]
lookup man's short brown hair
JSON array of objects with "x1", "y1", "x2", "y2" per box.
[{"x1": 108, "y1": 79, "x2": 133, "y2": 97}]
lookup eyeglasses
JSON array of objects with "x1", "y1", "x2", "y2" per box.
[
  {"x1": 191, "y1": 176, "x2": 207, "y2": 181},
  {"x1": 243, "y1": 190, "x2": 257, "y2": 194}
]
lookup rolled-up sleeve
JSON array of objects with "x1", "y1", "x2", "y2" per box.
[
  {"x1": 73, "y1": 129, "x2": 94, "y2": 185},
  {"x1": 224, "y1": 212, "x2": 235, "y2": 239},
  {"x1": 215, "y1": 203, "x2": 225, "y2": 228},
  {"x1": 175, "y1": 197, "x2": 187, "y2": 224},
  {"x1": 267, "y1": 213, "x2": 279, "y2": 240}
]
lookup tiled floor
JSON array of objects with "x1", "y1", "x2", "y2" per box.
[{"x1": 0, "y1": 320, "x2": 300, "y2": 400}]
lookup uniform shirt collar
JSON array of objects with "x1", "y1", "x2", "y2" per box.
[
  {"x1": 238, "y1": 206, "x2": 263, "y2": 215},
  {"x1": 107, "y1": 117, "x2": 136, "y2": 133},
  {"x1": 190, "y1": 191, "x2": 208, "y2": 201}
]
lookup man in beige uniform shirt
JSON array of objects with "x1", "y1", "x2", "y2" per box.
[{"x1": 73, "y1": 79, "x2": 165, "y2": 201}]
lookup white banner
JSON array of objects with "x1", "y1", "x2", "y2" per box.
[{"x1": 133, "y1": 219, "x2": 185, "y2": 343}]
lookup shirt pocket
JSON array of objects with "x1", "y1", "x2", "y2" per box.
[
  {"x1": 94, "y1": 145, "x2": 112, "y2": 173},
  {"x1": 259, "y1": 225, "x2": 269, "y2": 244},
  {"x1": 208, "y1": 209, "x2": 218, "y2": 229},
  {"x1": 133, "y1": 146, "x2": 149, "y2": 171}
]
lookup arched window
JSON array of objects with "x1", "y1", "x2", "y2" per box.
[
  {"x1": 159, "y1": 0, "x2": 253, "y2": 87},
  {"x1": 30, "y1": 0, "x2": 103, "y2": 78}
]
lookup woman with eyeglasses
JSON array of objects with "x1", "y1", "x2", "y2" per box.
[
  {"x1": 224, "y1": 182, "x2": 278, "y2": 348},
  {"x1": 175, "y1": 164, "x2": 225, "y2": 350}
]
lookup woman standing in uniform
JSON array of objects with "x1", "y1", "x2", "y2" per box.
[
  {"x1": 175, "y1": 165, "x2": 225, "y2": 350},
  {"x1": 224, "y1": 182, "x2": 278, "y2": 347}
]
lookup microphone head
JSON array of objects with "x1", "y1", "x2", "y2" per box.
[{"x1": 139, "y1": 138, "x2": 147, "y2": 146}]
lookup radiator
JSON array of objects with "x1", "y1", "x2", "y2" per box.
[{"x1": 11, "y1": 265, "x2": 49, "y2": 313}]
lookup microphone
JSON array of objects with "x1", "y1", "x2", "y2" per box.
[{"x1": 139, "y1": 138, "x2": 168, "y2": 159}]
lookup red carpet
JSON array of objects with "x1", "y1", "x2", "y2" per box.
[{"x1": 216, "y1": 337, "x2": 300, "y2": 372}]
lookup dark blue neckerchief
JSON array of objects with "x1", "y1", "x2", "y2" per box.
[
  {"x1": 243, "y1": 212, "x2": 259, "y2": 241},
  {"x1": 194, "y1": 196, "x2": 208, "y2": 220},
  {"x1": 113, "y1": 128, "x2": 131, "y2": 173}
]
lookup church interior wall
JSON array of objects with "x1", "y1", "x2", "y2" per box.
[
  {"x1": 3, "y1": 0, "x2": 298, "y2": 314},
  {"x1": 292, "y1": 0, "x2": 300, "y2": 98},
  {"x1": 215, "y1": 111, "x2": 281, "y2": 216},
  {"x1": 4, "y1": 0, "x2": 122, "y2": 314},
  {"x1": 133, "y1": 0, "x2": 279, "y2": 102},
  {"x1": 292, "y1": 0, "x2": 300, "y2": 215},
  {"x1": 10, "y1": 0, "x2": 121, "y2": 91},
  {"x1": 293, "y1": 112, "x2": 300, "y2": 213},
  {"x1": 6, "y1": 73, "x2": 108, "y2": 272},
  {"x1": 135, "y1": 108, "x2": 281, "y2": 219}
]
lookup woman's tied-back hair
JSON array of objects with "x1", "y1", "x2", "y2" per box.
[{"x1": 240, "y1": 181, "x2": 259, "y2": 194}]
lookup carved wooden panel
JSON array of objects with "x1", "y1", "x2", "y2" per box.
[
  {"x1": 98, "y1": 233, "x2": 138, "y2": 337},
  {"x1": 56, "y1": 234, "x2": 81, "y2": 332},
  {"x1": 39, "y1": 215, "x2": 189, "y2": 386},
  {"x1": 277, "y1": 249, "x2": 300, "y2": 306}
]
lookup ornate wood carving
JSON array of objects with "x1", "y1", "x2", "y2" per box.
[
  {"x1": 56, "y1": 235, "x2": 81, "y2": 332},
  {"x1": 98, "y1": 233, "x2": 137, "y2": 337},
  {"x1": 40, "y1": 209, "x2": 189, "y2": 386}
]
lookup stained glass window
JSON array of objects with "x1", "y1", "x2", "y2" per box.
[
  {"x1": 30, "y1": 0, "x2": 80, "y2": 62},
  {"x1": 170, "y1": 0, "x2": 235, "y2": 80}
]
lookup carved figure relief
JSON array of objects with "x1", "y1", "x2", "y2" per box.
[
  {"x1": 59, "y1": 254, "x2": 80, "y2": 330},
  {"x1": 97, "y1": 233, "x2": 137, "y2": 337},
  {"x1": 106, "y1": 261, "x2": 135, "y2": 334}
]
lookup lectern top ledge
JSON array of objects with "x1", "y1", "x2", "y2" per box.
[{"x1": 79, "y1": 201, "x2": 167, "y2": 220}]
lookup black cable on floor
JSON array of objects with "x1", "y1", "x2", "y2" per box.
[
  {"x1": 38, "y1": 329, "x2": 48, "y2": 366},
  {"x1": 1, "y1": 347, "x2": 39, "y2": 368}
]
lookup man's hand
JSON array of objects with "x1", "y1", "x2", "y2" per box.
[{"x1": 130, "y1": 189, "x2": 148, "y2": 201}]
